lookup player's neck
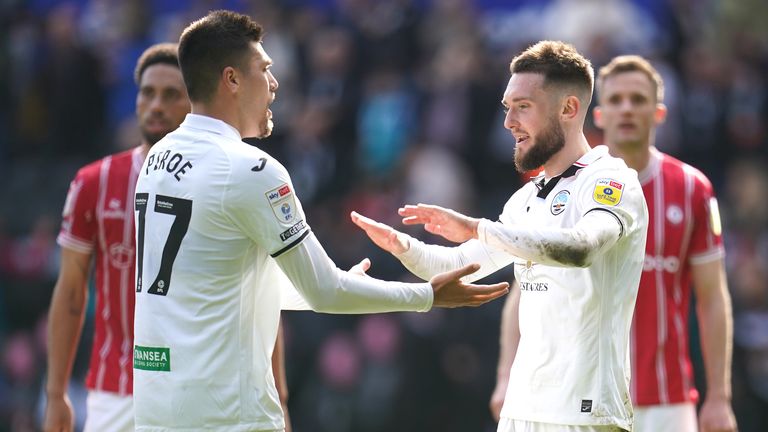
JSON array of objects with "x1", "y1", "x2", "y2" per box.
[
  {"x1": 192, "y1": 100, "x2": 242, "y2": 136},
  {"x1": 542, "y1": 134, "x2": 591, "y2": 178},
  {"x1": 139, "y1": 141, "x2": 151, "y2": 160},
  {"x1": 607, "y1": 142, "x2": 651, "y2": 172}
]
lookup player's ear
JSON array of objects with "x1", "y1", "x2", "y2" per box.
[
  {"x1": 561, "y1": 95, "x2": 580, "y2": 120},
  {"x1": 654, "y1": 103, "x2": 667, "y2": 125},
  {"x1": 222, "y1": 66, "x2": 239, "y2": 94},
  {"x1": 593, "y1": 106, "x2": 604, "y2": 129}
]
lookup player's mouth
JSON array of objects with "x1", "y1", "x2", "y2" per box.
[
  {"x1": 514, "y1": 133, "x2": 530, "y2": 145},
  {"x1": 618, "y1": 122, "x2": 636, "y2": 131},
  {"x1": 145, "y1": 119, "x2": 169, "y2": 131}
]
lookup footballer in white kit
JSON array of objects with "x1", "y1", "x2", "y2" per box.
[
  {"x1": 132, "y1": 10, "x2": 511, "y2": 431},
  {"x1": 384, "y1": 145, "x2": 647, "y2": 430},
  {"x1": 132, "y1": 114, "x2": 439, "y2": 431}
]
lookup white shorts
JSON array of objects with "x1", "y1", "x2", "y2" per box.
[
  {"x1": 497, "y1": 418, "x2": 626, "y2": 432},
  {"x1": 83, "y1": 390, "x2": 134, "y2": 432},
  {"x1": 634, "y1": 402, "x2": 697, "y2": 432}
]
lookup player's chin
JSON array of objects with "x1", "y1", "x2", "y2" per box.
[{"x1": 261, "y1": 119, "x2": 274, "y2": 137}]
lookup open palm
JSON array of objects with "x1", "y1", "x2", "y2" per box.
[{"x1": 399, "y1": 204, "x2": 479, "y2": 243}]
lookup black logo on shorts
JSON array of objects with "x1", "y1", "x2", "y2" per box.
[{"x1": 580, "y1": 399, "x2": 592, "y2": 413}]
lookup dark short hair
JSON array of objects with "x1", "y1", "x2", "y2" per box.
[
  {"x1": 134, "y1": 43, "x2": 180, "y2": 85},
  {"x1": 597, "y1": 55, "x2": 664, "y2": 102},
  {"x1": 178, "y1": 10, "x2": 264, "y2": 103},
  {"x1": 510, "y1": 40, "x2": 594, "y2": 104}
]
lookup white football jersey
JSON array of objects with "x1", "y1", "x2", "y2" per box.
[
  {"x1": 496, "y1": 146, "x2": 647, "y2": 430},
  {"x1": 133, "y1": 114, "x2": 432, "y2": 431},
  {"x1": 396, "y1": 146, "x2": 647, "y2": 430}
]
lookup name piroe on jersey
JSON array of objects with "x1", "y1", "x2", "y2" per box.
[
  {"x1": 144, "y1": 149, "x2": 193, "y2": 181},
  {"x1": 132, "y1": 114, "x2": 308, "y2": 431}
]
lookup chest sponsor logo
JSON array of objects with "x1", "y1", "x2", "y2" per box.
[
  {"x1": 643, "y1": 254, "x2": 680, "y2": 273},
  {"x1": 134, "y1": 345, "x2": 171, "y2": 372},
  {"x1": 666, "y1": 204, "x2": 683, "y2": 225},
  {"x1": 280, "y1": 220, "x2": 306, "y2": 241},
  {"x1": 109, "y1": 243, "x2": 134, "y2": 269},
  {"x1": 550, "y1": 190, "x2": 570, "y2": 215},
  {"x1": 102, "y1": 198, "x2": 127, "y2": 219},
  {"x1": 592, "y1": 178, "x2": 624, "y2": 206},
  {"x1": 519, "y1": 281, "x2": 549, "y2": 292},
  {"x1": 518, "y1": 261, "x2": 541, "y2": 283}
]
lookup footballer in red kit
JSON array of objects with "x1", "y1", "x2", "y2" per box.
[
  {"x1": 632, "y1": 148, "x2": 724, "y2": 405},
  {"x1": 44, "y1": 44, "x2": 191, "y2": 432},
  {"x1": 58, "y1": 148, "x2": 146, "y2": 394},
  {"x1": 594, "y1": 56, "x2": 736, "y2": 432}
]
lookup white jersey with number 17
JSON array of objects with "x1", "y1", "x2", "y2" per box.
[
  {"x1": 132, "y1": 114, "x2": 309, "y2": 431},
  {"x1": 133, "y1": 114, "x2": 433, "y2": 432}
]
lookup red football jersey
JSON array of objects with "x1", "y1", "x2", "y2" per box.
[
  {"x1": 631, "y1": 148, "x2": 724, "y2": 406},
  {"x1": 58, "y1": 147, "x2": 144, "y2": 395}
]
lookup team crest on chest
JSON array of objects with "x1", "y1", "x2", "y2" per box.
[
  {"x1": 265, "y1": 184, "x2": 297, "y2": 224},
  {"x1": 550, "y1": 190, "x2": 570, "y2": 215},
  {"x1": 666, "y1": 205, "x2": 683, "y2": 225}
]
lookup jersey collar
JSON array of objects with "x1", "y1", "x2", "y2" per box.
[
  {"x1": 637, "y1": 146, "x2": 662, "y2": 186},
  {"x1": 181, "y1": 114, "x2": 242, "y2": 141},
  {"x1": 531, "y1": 145, "x2": 607, "y2": 198}
]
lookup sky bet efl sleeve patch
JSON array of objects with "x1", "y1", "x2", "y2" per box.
[
  {"x1": 265, "y1": 183, "x2": 298, "y2": 224},
  {"x1": 592, "y1": 178, "x2": 624, "y2": 206}
]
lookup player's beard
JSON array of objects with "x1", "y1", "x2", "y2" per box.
[
  {"x1": 141, "y1": 128, "x2": 170, "y2": 146},
  {"x1": 514, "y1": 114, "x2": 565, "y2": 172},
  {"x1": 252, "y1": 109, "x2": 274, "y2": 139},
  {"x1": 261, "y1": 117, "x2": 274, "y2": 138}
]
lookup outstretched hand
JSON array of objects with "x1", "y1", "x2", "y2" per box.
[
  {"x1": 430, "y1": 263, "x2": 509, "y2": 308},
  {"x1": 399, "y1": 204, "x2": 480, "y2": 243},
  {"x1": 350, "y1": 211, "x2": 410, "y2": 254}
]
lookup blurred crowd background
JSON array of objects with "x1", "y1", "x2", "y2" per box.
[{"x1": 0, "y1": 0, "x2": 766, "y2": 431}]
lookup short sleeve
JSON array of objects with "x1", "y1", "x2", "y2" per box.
[
  {"x1": 57, "y1": 166, "x2": 99, "y2": 253},
  {"x1": 225, "y1": 156, "x2": 311, "y2": 257},
  {"x1": 575, "y1": 167, "x2": 646, "y2": 239},
  {"x1": 688, "y1": 171, "x2": 724, "y2": 264}
]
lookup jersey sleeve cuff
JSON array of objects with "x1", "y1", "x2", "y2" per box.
[
  {"x1": 689, "y1": 247, "x2": 725, "y2": 265},
  {"x1": 417, "y1": 282, "x2": 434, "y2": 312},
  {"x1": 394, "y1": 235, "x2": 421, "y2": 262},
  {"x1": 476, "y1": 218, "x2": 495, "y2": 245},
  {"x1": 57, "y1": 233, "x2": 94, "y2": 254}
]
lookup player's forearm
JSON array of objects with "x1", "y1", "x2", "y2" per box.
[
  {"x1": 396, "y1": 238, "x2": 507, "y2": 283},
  {"x1": 476, "y1": 210, "x2": 621, "y2": 267},
  {"x1": 277, "y1": 234, "x2": 433, "y2": 313},
  {"x1": 697, "y1": 290, "x2": 734, "y2": 400},
  {"x1": 46, "y1": 281, "x2": 88, "y2": 395}
]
